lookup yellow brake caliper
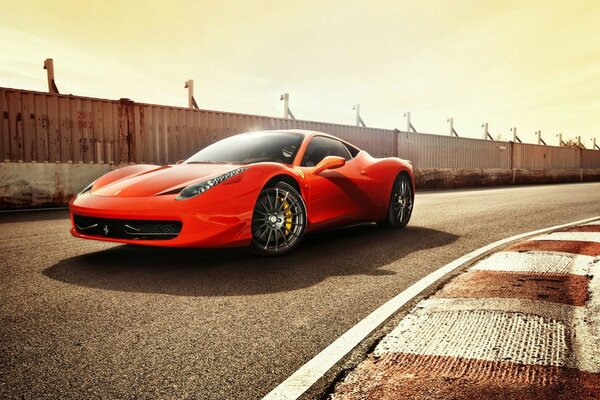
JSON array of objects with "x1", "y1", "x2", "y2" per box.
[{"x1": 281, "y1": 197, "x2": 293, "y2": 236}]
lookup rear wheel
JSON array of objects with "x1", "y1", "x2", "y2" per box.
[
  {"x1": 251, "y1": 182, "x2": 306, "y2": 256},
  {"x1": 379, "y1": 173, "x2": 413, "y2": 228}
]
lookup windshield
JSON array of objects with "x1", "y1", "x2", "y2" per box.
[{"x1": 185, "y1": 131, "x2": 304, "y2": 165}]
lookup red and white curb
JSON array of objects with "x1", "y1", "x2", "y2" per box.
[{"x1": 330, "y1": 222, "x2": 600, "y2": 399}]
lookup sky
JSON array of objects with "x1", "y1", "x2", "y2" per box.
[{"x1": 1, "y1": 0, "x2": 599, "y2": 146}]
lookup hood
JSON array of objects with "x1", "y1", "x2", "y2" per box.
[{"x1": 92, "y1": 164, "x2": 242, "y2": 197}]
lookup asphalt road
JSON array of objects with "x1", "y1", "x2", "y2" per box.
[{"x1": 1, "y1": 183, "x2": 600, "y2": 400}]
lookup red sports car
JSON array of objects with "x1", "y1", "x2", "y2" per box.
[{"x1": 69, "y1": 130, "x2": 414, "y2": 255}]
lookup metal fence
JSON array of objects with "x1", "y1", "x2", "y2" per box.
[
  {"x1": 1, "y1": 87, "x2": 598, "y2": 169},
  {"x1": 512, "y1": 143, "x2": 581, "y2": 170},
  {"x1": 396, "y1": 131, "x2": 511, "y2": 169},
  {"x1": 582, "y1": 149, "x2": 600, "y2": 169}
]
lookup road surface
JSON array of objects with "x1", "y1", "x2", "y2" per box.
[{"x1": 1, "y1": 182, "x2": 600, "y2": 399}]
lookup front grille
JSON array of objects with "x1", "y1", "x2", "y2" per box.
[{"x1": 73, "y1": 214, "x2": 182, "y2": 240}]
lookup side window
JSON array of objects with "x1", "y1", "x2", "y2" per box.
[{"x1": 301, "y1": 136, "x2": 352, "y2": 167}]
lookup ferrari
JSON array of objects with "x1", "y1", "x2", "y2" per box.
[{"x1": 69, "y1": 130, "x2": 414, "y2": 256}]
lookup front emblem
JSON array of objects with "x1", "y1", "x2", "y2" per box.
[{"x1": 103, "y1": 225, "x2": 110, "y2": 236}]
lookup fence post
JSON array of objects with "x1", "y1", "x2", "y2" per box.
[
  {"x1": 282, "y1": 93, "x2": 289, "y2": 118},
  {"x1": 482, "y1": 123, "x2": 493, "y2": 140},
  {"x1": 185, "y1": 80, "x2": 199, "y2": 110},
  {"x1": 353, "y1": 104, "x2": 366, "y2": 127},
  {"x1": 448, "y1": 118, "x2": 458, "y2": 137},
  {"x1": 404, "y1": 112, "x2": 416, "y2": 133},
  {"x1": 536, "y1": 130, "x2": 546, "y2": 145},
  {"x1": 280, "y1": 93, "x2": 295, "y2": 120},
  {"x1": 43, "y1": 58, "x2": 59, "y2": 94},
  {"x1": 511, "y1": 127, "x2": 522, "y2": 143}
]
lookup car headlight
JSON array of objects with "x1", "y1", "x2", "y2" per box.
[
  {"x1": 175, "y1": 168, "x2": 247, "y2": 200},
  {"x1": 79, "y1": 181, "x2": 94, "y2": 195}
]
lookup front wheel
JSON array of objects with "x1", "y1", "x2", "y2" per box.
[
  {"x1": 379, "y1": 173, "x2": 414, "y2": 229},
  {"x1": 251, "y1": 182, "x2": 307, "y2": 256}
]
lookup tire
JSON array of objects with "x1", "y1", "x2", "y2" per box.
[
  {"x1": 379, "y1": 173, "x2": 414, "y2": 229},
  {"x1": 250, "y1": 181, "x2": 307, "y2": 256}
]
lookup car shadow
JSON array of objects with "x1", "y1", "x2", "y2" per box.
[{"x1": 43, "y1": 224, "x2": 459, "y2": 296}]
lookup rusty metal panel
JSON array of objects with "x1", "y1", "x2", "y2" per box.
[
  {"x1": 91, "y1": 101, "x2": 103, "y2": 163},
  {"x1": 166, "y1": 108, "x2": 176, "y2": 164},
  {"x1": 132, "y1": 104, "x2": 141, "y2": 163},
  {"x1": 196, "y1": 109, "x2": 206, "y2": 153},
  {"x1": 100, "y1": 101, "x2": 112, "y2": 164},
  {"x1": 138, "y1": 105, "x2": 147, "y2": 163},
  {"x1": 0, "y1": 89, "x2": 5, "y2": 161},
  {"x1": 582, "y1": 149, "x2": 600, "y2": 169},
  {"x1": 148, "y1": 106, "x2": 158, "y2": 163},
  {"x1": 33, "y1": 93, "x2": 49, "y2": 163},
  {"x1": 111, "y1": 102, "x2": 120, "y2": 164},
  {"x1": 190, "y1": 108, "x2": 201, "y2": 155},
  {"x1": 6, "y1": 90, "x2": 23, "y2": 161},
  {"x1": 184, "y1": 108, "x2": 194, "y2": 158},
  {"x1": 58, "y1": 97, "x2": 72, "y2": 162},
  {"x1": 46, "y1": 94, "x2": 60, "y2": 162},
  {"x1": 178, "y1": 108, "x2": 188, "y2": 160},
  {"x1": 159, "y1": 107, "x2": 168, "y2": 164},
  {"x1": 21, "y1": 92, "x2": 36, "y2": 162},
  {"x1": 1, "y1": 87, "x2": 596, "y2": 172},
  {"x1": 70, "y1": 97, "x2": 81, "y2": 163},
  {"x1": 143, "y1": 105, "x2": 155, "y2": 164},
  {"x1": 126, "y1": 101, "x2": 136, "y2": 163},
  {"x1": 81, "y1": 98, "x2": 95, "y2": 163},
  {"x1": 117, "y1": 100, "x2": 128, "y2": 163}
]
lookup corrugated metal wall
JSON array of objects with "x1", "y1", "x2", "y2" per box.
[
  {"x1": 582, "y1": 149, "x2": 600, "y2": 169},
  {"x1": 0, "y1": 88, "x2": 396, "y2": 163},
  {"x1": 512, "y1": 143, "x2": 581, "y2": 169},
  {"x1": 397, "y1": 131, "x2": 511, "y2": 169},
  {"x1": 2, "y1": 87, "x2": 599, "y2": 168}
]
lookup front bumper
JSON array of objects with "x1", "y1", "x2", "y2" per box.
[{"x1": 69, "y1": 190, "x2": 255, "y2": 248}]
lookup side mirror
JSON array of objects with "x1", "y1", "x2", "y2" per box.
[
  {"x1": 311, "y1": 156, "x2": 345, "y2": 175},
  {"x1": 176, "y1": 160, "x2": 185, "y2": 165}
]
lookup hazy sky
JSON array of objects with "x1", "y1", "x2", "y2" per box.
[{"x1": 1, "y1": 0, "x2": 599, "y2": 146}]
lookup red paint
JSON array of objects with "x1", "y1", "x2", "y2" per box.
[
  {"x1": 506, "y1": 240, "x2": 600, "y2": 256},
  {"x1": 435, "y1": 270, "x2": 589, "y2": 306},
  {"x1": 333, "y1": 353, "x2": 600, "y2": 400},
  {"x1": 560, "y1": 225, "x2": 600, "y2": 233}
]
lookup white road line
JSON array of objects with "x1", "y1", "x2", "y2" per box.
[
  {"x1": 531, "y1": 231, "x2": 600, "y2": 243},
  {"x1": 262, "y1": 216, "x2": 600, "y2": 400},
  {"x1": 471, "y1": 251, "x2": 595, "y2": 276}
]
